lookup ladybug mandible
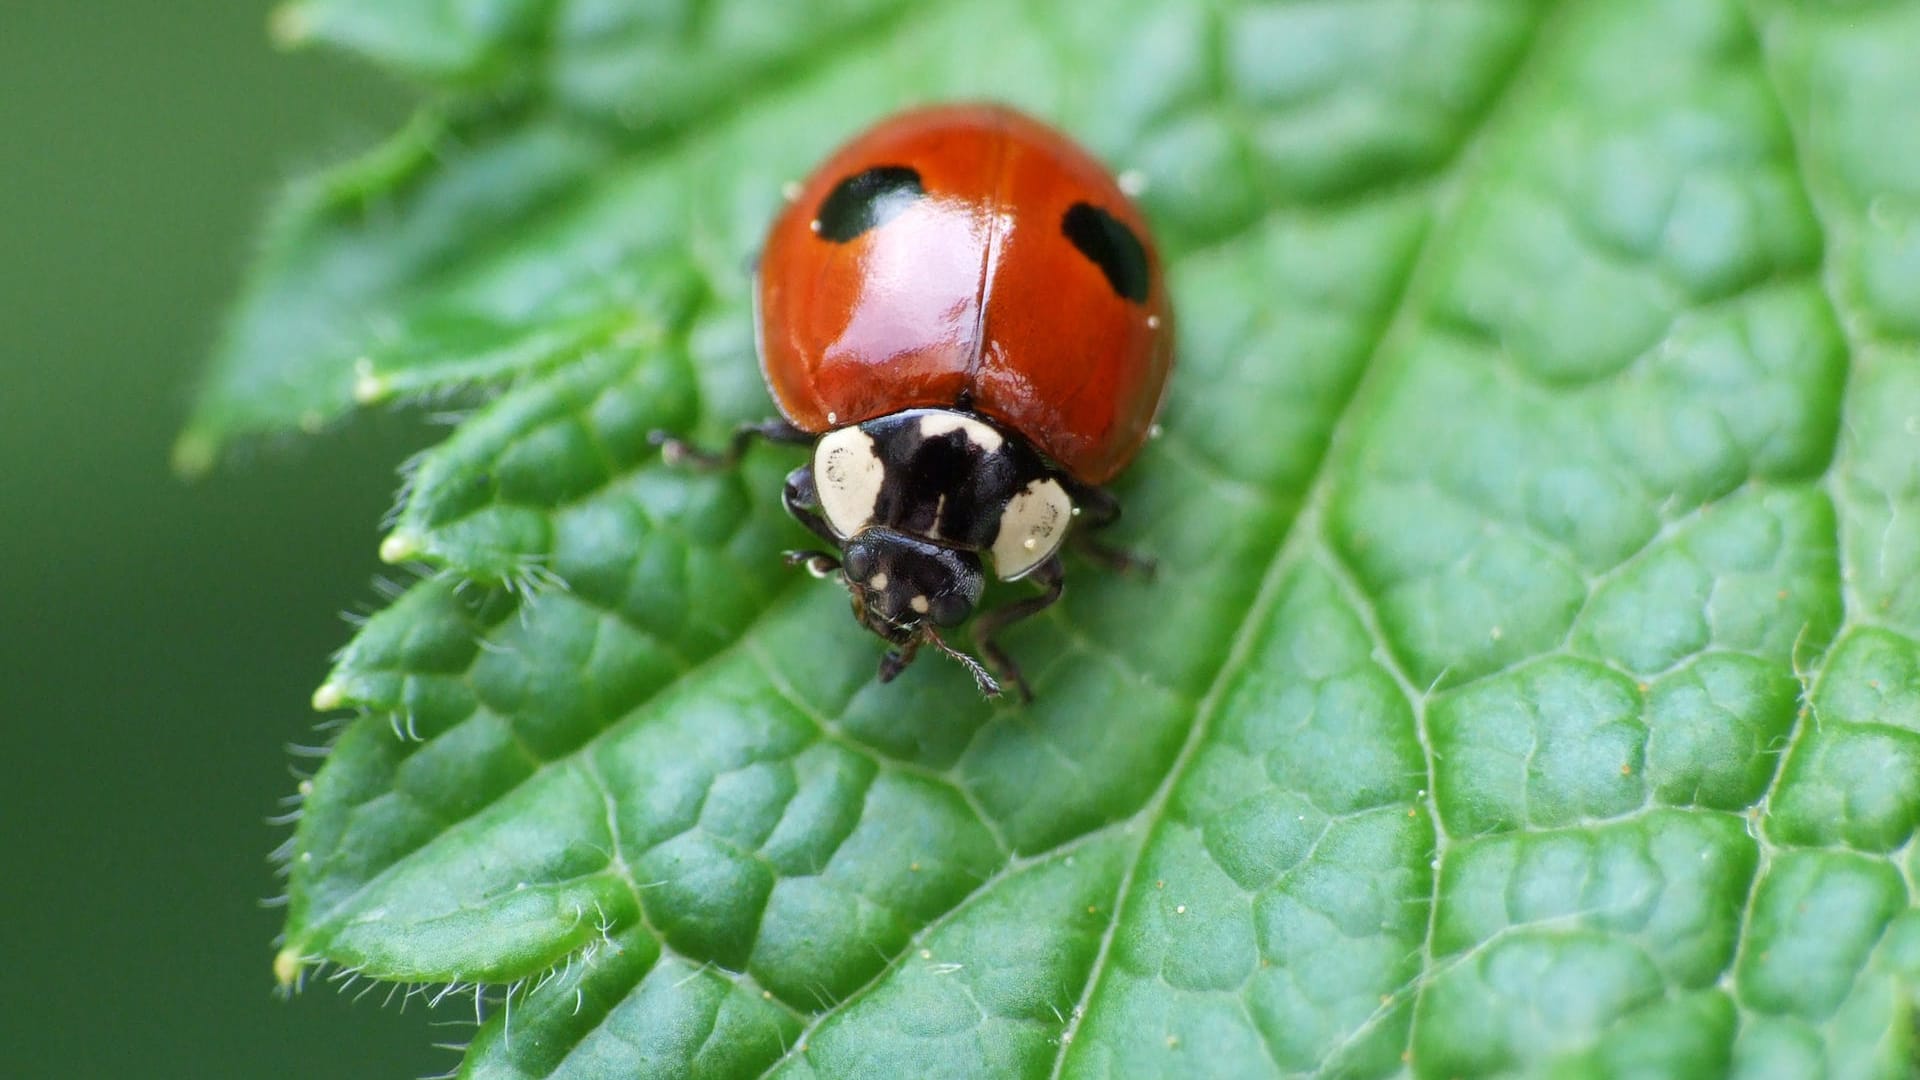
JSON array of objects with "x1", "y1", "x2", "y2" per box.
[{"x1": 660, "y1": 104, "x2": 1175, "y2": 699}]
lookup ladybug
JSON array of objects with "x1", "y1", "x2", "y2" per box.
[{"x1": 660, "y1": 104, "x2": 1174, "y2": 699}]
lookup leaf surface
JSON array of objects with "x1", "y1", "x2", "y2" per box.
[{"x1": 207, "y1": 0, "x2": 1920, "y2": 1075}]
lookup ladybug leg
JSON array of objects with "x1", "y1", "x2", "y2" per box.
[
  {"x1": 651, "y1": 417, "x2": 810, "y2": 470},
  {"x1": 780, "y1": 464, "x2": 839, "y2": 546},
  {"x1": 1067, "y1": 485, "x2": 1156, "y2": 579},
  {"x1": 778, "y1": 465, "x2": 845, "y2": 578},
  {"x1": 783, "y1": 550, "x2": 841, "y2": 577},
  {"x1": 971, "y1": 555, "x2": 1065, "y2": 703}
]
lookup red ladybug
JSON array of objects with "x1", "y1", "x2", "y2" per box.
[{"x1": 661, "y1": 104, "x2": 1174, "y2": 698}]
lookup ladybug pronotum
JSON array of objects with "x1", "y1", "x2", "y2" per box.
[{"x1": 660, "y1": 104, "x2": 1175, "y2": 699}]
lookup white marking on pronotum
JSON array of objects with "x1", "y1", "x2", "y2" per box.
[
  {"x1": 917, "y1": 410, "x2": 1004, "y2": 452},
  {"x1": 993, "y1": 478, "x2": 1073, "y2": 580},
  {"x1": 910, "y1": 595, "x2": 931, "y2": 615},
  {"x1": 814, "y1": 426, "x2": 886, "y2": 538},
  {"x1": 869, "y1": 573, "x2": 889, "y2": 591}
]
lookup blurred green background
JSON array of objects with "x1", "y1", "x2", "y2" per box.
[{"x1": 2, "y1": 4, "x2": 460, "y2": 1076}]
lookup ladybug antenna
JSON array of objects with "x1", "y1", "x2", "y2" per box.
[{"x1": 924, "y1": 627, "x2": 1002, "y2": 698}]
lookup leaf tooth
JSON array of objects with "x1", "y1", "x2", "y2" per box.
[
  {"x1": 379, "y1": 531, "x2": 423, "y2": 565},
  {"x1": 273, "y1": 946, "x2": 306, "y2": 990},
  {"x1": 310, "y1": 681, "x2": 346, "y2": 712}
]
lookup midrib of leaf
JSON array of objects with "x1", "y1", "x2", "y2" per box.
[{"x1": 1043, "y1": 8, "x2": 1558, "y2": 1071}]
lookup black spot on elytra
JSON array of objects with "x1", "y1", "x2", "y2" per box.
[
  {"x1": 815, "y1": 165, "x2": 925, "y2": 242},
  {"x1": 1061, "y1": 202, "x2": 1150, "y2": 303}
]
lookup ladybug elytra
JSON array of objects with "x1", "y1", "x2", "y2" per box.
[{"x1": 660, "y1": 104, "x2": 1174, "y2": 699}]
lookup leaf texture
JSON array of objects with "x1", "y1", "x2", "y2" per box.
[{"x1": 198, "y1": 0, "x2": 1920, "y2": 1075}]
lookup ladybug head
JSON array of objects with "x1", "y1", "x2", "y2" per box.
[
  {"x1": 839, "y1": 528, "x2": 1000, "y2": 695},
  {"x1": 840, "y1": 528, "x2": 983, "y2": 645}
]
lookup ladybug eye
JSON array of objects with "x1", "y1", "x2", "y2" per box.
[
  {"x1": 1061, "y1": 202, "x2": 1150, "y2": 303},
  {"x1": 815, "y1": 165, "x2": 925, "y2": 242},
  {"x1": 930, "y1": 592, "x2": 972, "y2": 628},
  {"x1": 843, "y1": 545, "x2": 876, "y2": 581}
]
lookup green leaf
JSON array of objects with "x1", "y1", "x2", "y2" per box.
[{"x1": 205, "y1": 0, "x2": 1920, "y2": 1074}]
